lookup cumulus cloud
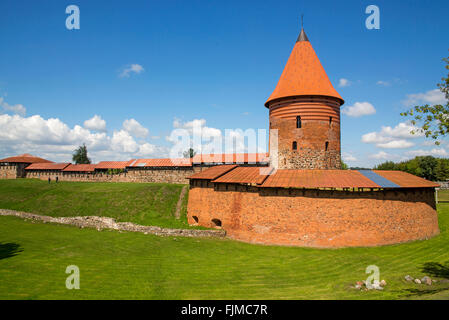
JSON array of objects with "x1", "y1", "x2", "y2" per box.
[
  {"x1": 402, "y1": 89, "x2": 446, "y2": 107},
  {"x1": 83, "y1": 115, "x2": 106, "y2": 132},
  {"x1": 0, "y1": 113, "x2": 164, "y2": 162},
  {"x1": 119, "y1": 64, "x2": 144, "y2": 78},
  {"x1": 406, "y1": 148, "x2": 448, "y2": 157},
  {"x1": 341, "y1": 102, "x2": 376, "y2": 117},
  {"x1": 376, "y1": 140, "x2": 415, "y2": 149},
  {"x1": 338, "y1": 78, "x2": 351, "y2": 88},
  {"x1": 369, "y1": 151, "x2": 391, "y2": 160},
  {"x1": 0, "y1": 97, "x2": 26, "y2": 116},
  {"x1": 122, "y1": 119, "x2": 149, "y2": 138},
  {"x1": 361, "y1": 122, "x2": 421, "y2": 149},
  {"x1": 167, "y1": 118, "x2": 266, "y2": 157},
  {"x1": 342, "y1": 152, "x2": 357, "y2": 162}
]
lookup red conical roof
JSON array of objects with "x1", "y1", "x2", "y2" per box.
[{"x1": 265, "y1": 29, "x2": 344, "y2": 107}]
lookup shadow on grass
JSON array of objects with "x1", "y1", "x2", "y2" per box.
[
  {"x1": 0, "y1": 242, "x2": 23, "y2": 260},
  {"x1": 421, "y1": 261, "x2": 449, "y2": 279},
  {"x1": 399, "y1": 287, "x2": 449, "y2": 298},
  {"x1": 398, "y1": 261, "x2": 449, "y2": 298}
]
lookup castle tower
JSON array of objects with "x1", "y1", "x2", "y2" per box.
[{"x1": 266, "y1": 27, "x2": 344, "y2": 169}]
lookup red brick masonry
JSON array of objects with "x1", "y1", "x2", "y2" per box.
[{"x1": 187, "y1": 182, "x2": 439, "y2": 248}]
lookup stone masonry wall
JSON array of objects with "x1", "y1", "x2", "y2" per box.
[
  {"x1": 187, "y1": 182, "x2": 439, "y2": 248},
  {"x1": 0, "y1": 165, "x2": 18, "y2": 179},
  {"x1": 25, "y1": 167, "x2": 202, "y2": 184}
]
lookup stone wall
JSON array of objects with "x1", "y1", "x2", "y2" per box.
[
  {"x1": 25, "y1": 166, "x2": 203, "y2": 184},
  {"x1": 187, "y1": 181, "x2": 439, "y2": 248},
  {"x1": 0, "y1": 164, "x2": 18, "y2": 179}
]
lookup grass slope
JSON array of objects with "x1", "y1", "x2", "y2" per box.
[
  {"x1": 0, "y1": 204, "x2": 449, "y2": 299},
  {"x1": 0, "y1": 179, "x2": 190, "y2": 229}
]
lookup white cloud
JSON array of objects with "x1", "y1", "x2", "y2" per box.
[
  {"x1": 0, "y1": 113, "x2": 165, "y2": 162},
  {"x1": 369, "y1": 151, "x2": 391, "y2": 160},
  {"x1": 119, "y1": 64, "x2": 144, "y2": 78},
  {"x1": 0, "y1": 97, "x2": 26, "y2": 116},
  {"x1": 167, "y1": 118, "x2": 265, "y2": 156},
  {"x1": 338, "y1": 78, "x2": 351, "y2": 88},
  {"x1": 342, "y1": 152, "x2": 357, "y2": 162},
  {"x1": 376, "y1": 80, "x2": 390, "y2": 87},
  {"x1": 361, "y1": 122, "x2": 422, "y2": 149},
  {"x1": 402, "y1": 89, "x2": 446, "y2": 107},
  {"x1": 376, "y1": 140, "x2": 415, "y2": 149},
  {"x1": 122, "y1": 119, "x2": 149, "y2": 138},
  {"x1": 342, "y1": 102, "x2": 376, "y2": 117},
  {"x1": 83, "y1": 115, "x2": 106, "y2": 132},
  {"x1": 406, "y1": 148, "x2": 448, "y2": 157}
]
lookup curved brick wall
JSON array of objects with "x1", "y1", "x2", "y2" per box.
[
  {"x1": 268, "y1": 96, "x2": 341, "y2": 169},
  {"x1": 187, "y1": 183, "x2": 440, "y2": 248}
]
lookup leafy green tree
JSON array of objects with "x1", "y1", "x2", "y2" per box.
[
  {"x1": 401, "y1": 55, "x2": 449, "y2": 144},
  {"x1": 72, "y1": 144, "x2": 91, "y2": 164},
  {"x1": 374, "y1": 156, "x2": 449, "y2": 181},
  {"x1": 183, "y1": 148, "x2": 196, "y2": 159},
  {"x1": 416, "y1": 156, "x2": 438, "y2": 180},
  {"x1": 340, "y1": 160, "x2": 348, "y2": 170},
  {"x1": 435, "y1": 158, "x2": 449, "y2": 181},
  {"x1": 374, "y1": 161, "x2": 397, "y2": 171}
]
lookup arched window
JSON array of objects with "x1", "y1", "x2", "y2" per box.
[
  {"x1": 296, "y1": 116, "x2": 302, "y2": 128},
  {"x1": 325, "y1": 141, "x2": 329, "y2": 151},
  {"x1": 292, "y1": 141, "x2": 297, "y2": 150},
  {"x1": 211, "y1": 219, "x2": 222, "y2": 228}
]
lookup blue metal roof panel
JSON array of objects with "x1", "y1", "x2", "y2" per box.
[{"x1": 358, "y1": 170, "x2": 400, "y2": 188}]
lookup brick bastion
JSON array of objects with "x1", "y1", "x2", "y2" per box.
[{"x1": 187, "y1": 166, "x2": 440, "y2": 248}]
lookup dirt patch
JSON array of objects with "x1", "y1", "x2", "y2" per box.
[{"x1": 174, "y1": 186, "x2": 188, "y2": 219}]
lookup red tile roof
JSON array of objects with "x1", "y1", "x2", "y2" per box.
[
  {"x1": 192, "y1": 153, "x2": 269, "y2": 164},
  {"x1": 95, "y1": 160, "x2": 135, "y2": 169},
  {"x1": 188, "y1": 165, "x2": 238, "y2": 180},
  {"x1": 213, "y1": 167, "x2": 273, "y2": 185},
  {"x1": 25, "y1": 163, "x2": 70, "y2": 170},
  {"x1": 129, "y1": 158, "x2": 192, "y2": 167},
  {"x1": 373, "y1": 170, "x2": 440, "y2": 188},
  {"x1": 62, "y1": 164, "x2": 97, "y2": 172},
  {"x1": 261, "y1": 170, "x2": 381, "y2": 189},
  {"x1": 0, "y1": 153, "x2": 53, "y2": 164},
  {"x1": 265, "y1": 29, "x2": 343, "y2": 107}
]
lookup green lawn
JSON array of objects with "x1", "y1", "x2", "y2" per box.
[
  {"x1": 438, "y1": 189, "x2": 449, "y2": 202},
  {"x1": 1, "y1": 203, "x2": 449, "y2": 299},
  {"x1": 0, "y1": 179, "x2": 191, "y2": 229}
]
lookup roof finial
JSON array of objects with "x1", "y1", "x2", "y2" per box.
[{"x1": 296, "y1": 14, "x2": 309, "y2": 42}]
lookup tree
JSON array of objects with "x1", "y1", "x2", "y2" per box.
[
  {"x1": 72, "y1": 144, "x2": 91, "y2": 164},
  {"x1": 401, "y1": 55, "x2": 449, "y2": 144},
  {"x1": 340, "y1": 160, "x2": 348, "y2": 170},
  {"x1": 435, "y1": 158, "x2": 449, "y2": 181},
  {"x1": 374, "y1": 156, "x2": 443, "y2": 181},
  {"x1": 374, "y1": 161, "x2": 396, "y2": 171},
  {"x1": 183, "y1": 148, "x2": 196, "y2": 159}
]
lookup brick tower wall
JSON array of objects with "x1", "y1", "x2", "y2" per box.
[{"x1": 269, "y1": 96, "x2": 341, "y2": 169}]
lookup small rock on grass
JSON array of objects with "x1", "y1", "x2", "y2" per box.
[
  {"x1": 421, "y1": 276, "x2": 432, "y2": 286},
  {"x1": 380, "y1": 280, "x2": 387, "y2": 287},
  {"x1": 405, "y1": 275, "x2": 414, "y2": 282},
  {"x1": 414, "y1": 279, "x2": 422, "y2": 284}
]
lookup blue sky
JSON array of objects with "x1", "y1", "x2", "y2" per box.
[{"x1": 0, "y1": 0, "x2": 448, "y2": 166}]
